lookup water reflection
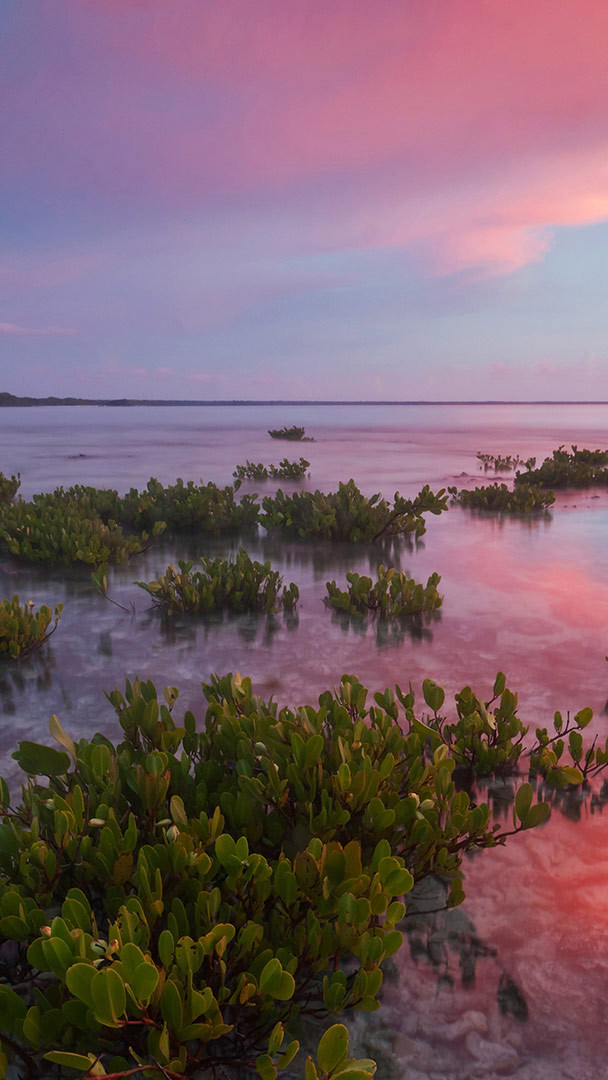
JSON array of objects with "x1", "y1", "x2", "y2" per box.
[{"x1": 328, "y1": 607, "x2": 441, "y2": 649}]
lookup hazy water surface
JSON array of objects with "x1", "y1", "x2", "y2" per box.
[{"x1": 1, "y1": 403, "x2": 608, "y2": 1079}]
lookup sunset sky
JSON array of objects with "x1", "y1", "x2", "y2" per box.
[{"x1": 2, "y1": 0, "x2": 608, "y2": 400}]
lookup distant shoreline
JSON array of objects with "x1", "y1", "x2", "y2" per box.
[{"x1": 2, "y1": 393, "x2": 607, "y2": 408}]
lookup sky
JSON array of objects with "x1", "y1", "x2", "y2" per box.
[{"x1": 2, "y1": 0, "x2": 608, "y2": 401}]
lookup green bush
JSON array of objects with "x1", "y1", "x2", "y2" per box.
[
  {"x1": 137, "y1": 549, "x2": 299, "y2": 615},
  {"x1": 233, "y1": 459, "x2": 310, "y2": 482},
  {"x1": 0, "y1": 670, "x2": 552, "y2": 1078},
  {"x1": 0, "y1": 473, "x2": 20, "y2": 504},
  {"x1": 515, "y1": 444, "x2": 608, "y2": 488},
  {"x1": 325, "y1": 566, "x2": 442, "y2": 618},
  {"x1": 448, "y1": 482, "x2": 555, "y2": 512},
  {"x1": 0, "y1": 498, "x2": 162, "y2": 566},
  {"x1": 261, "y1": 481, "x2": 448, "y2": 542},
  {"x1": 120, "y1": 477, "x2": 260, "y2": 534},
  {"x1": 0, "y1": 595, "x2": 62, "y2": 659},
  {"x1": 268, "y1": 426, "x2": 312, "y2": 441}
]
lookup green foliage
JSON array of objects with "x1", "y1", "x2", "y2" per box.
[
  {"x1": 422, "y1": 673, "x2": 528, "y2": 778},
  {"x1": 268, "y1": 426, "x2": 312, "y2": 441},
  {"x1": 137, "y1": 549, "x2": 300, "y2": 615},
  {"x1": 515, "y1": 444, "x2": 608, "y2": 488},
  {"x1": 120, "y1": 477, "x2": 260, "y2": 534},
  {"x1": 0, "y1": 472, "x2": 20, "y2": 504},
  {"x1": 0, "y1": 495, "x2": 160, "y2": 566},
  {"x1": 0, "y1": 670, "x2": 551, "y2": 1077},
  {"x1": 528, "y1": 704, "x2": 608, "y2": 785},
  {"x1": 448, "y1": 482, "x2": 555, "y2": 512},
  {"x1": 234, "y1": 458, "x2": 310, "y2": 481},
  {"x1": 261, "y1": 481, "x2": 448, "y2": 542},
  {"x1": 0, "y1": 595, "x2": 62, "y2": 659},
  {"x1": 325, "y1": 566, "x2": 442, "y2": 618}
]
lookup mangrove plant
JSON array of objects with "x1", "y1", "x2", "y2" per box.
[
  {"x1": 448, "y1": 482, "x2": 555, "y2": 513},
  {"x1": 260, "y1": 481, "x2": 448, "y2": 542},
  {"x1": 515, "y1": 444, "x2": 608, "y2": 489},
  {"x1": 0, "y1": 669, "x2": 557, "y2": 1078},
  {"x1": 137, "y1": 549, "x2": 299, "y2": 615},
  {"x1": 325, "y1": 566, "x2": 442, "y2": 619},
  {"x1": 0, "y1": 473, "x2": 20, "y2": 504},
  {"x1": 268, "y1": 426, "x2": 312, "y2": 442},
  {"x1": 0, "y1": 595, "x2": 62, "y2": 659},
  {"x1": 233, "y1": 459, "x2": 310, "y2": 482}
]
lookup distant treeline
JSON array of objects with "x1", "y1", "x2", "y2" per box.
[{"x1": 3, "y1": 392, "x2": 604, "y2": 407}]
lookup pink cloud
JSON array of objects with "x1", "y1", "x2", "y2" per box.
[
  {"x1": 3, "y1": 0, "x2": 608, "y2": 283},
  {"x1": 0, "y1": 322, "x2": 76, "y2": 336}
]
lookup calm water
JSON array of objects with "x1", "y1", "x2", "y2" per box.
[{"x1": 1, "y1": 403, "x2": 608, "y2": 1079}]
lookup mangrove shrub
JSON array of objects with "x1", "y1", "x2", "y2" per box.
[
  {"x1": 0, "y1": 595, "x2": 62, "y2": 659},
  {"x1": 260, "y1": 481, "x2": 448, "y2": 542},
  {"x1": 325, "y1": 567, "x2": 442, "y2": 619},
  {"x1": 0, "y1": 670, "x2": 553, "y2": 1078},
  {"x1": 137, "y1": 549, "x2": 299, "y2": 615}
]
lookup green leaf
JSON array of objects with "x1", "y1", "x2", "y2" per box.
[
  {"x1": 12, "y1": 741, "x2": 70, "y2": 777},
  {"x1": 49, "y1": 714, "x2": 77, "y2": 765},
  {"x1": 131, "y1": 963, "x2": 159, "y2": 1004},
  {"x1": 259, "y1": 958, "x2": 282, "y2": 996},
  {"x1": 522, "y1": 802, "x2": 551, "y2": 830},
  {"x1": 65, "y1": 963, "x2": 97, "y2": 1009},
  {"x1": 317, "y1": 1024, "x2": 349, "y2": 1073},
  {"x1": 514, "y1": 782, "x2": 533, "y2": 824},
  {"x1": 256, "y1": 1054, "x2": 277, "y2": 1080},
  {"x1": 91, "y1": 967, "x2": 126, "y2": 1026},
  {"x1": 43, "y1": 1052, "x2": 96, "y2": 1071},
  {"x1": 273, "y1": 971, "x2": 295, "y2": 1001}
]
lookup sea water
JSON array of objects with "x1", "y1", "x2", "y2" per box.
[{"x1": 1, "y1": 402, "x2": 607, "y2": 1079}]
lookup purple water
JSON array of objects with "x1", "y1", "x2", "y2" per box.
[{"x1": 1, "y1": 402, "x2": 608, "y2": 1079}]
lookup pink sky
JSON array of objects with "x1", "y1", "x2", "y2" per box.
[{"x1": 2, "y1": 0, "x2": 608, "y2": 398}]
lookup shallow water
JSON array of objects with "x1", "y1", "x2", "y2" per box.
[{"x1": 2, "y1": 402, "x2": 608, "y2": 1078}]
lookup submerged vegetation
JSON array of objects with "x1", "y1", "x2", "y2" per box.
[
  {"x1": 233, "y1": 458, "x2": 310, "y2": 481},
  {"x1": 0, "y1": 595, "x2": 62, "y2": 659},
  {"x1": 449, "y1": 482, "x2": 555, "y2": 513},
  {"x1": 325, "y1": 566, "x2": 442, "y2": 619},
  {"x1": 137, "y1": 549, "x2": 299, "y2": 615},
  {"x1": 261, "y1": 481, "x2": 448, "y2": 542},
  {"x1": 0, "y1": 667, "x2": 572, "y2": 1079}
]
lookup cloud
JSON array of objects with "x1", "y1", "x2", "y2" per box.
[
  {"x1": 0, "y1": 322, "x2": 76, "y2": 336},
  {"x1": 3, "y1": 0, "x2": 608, "y2": 282}
]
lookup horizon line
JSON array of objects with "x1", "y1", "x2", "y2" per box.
[{"x1": 4, "y1": 394, "x2": 608, "y2": 406}]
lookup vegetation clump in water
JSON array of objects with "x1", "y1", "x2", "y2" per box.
[
  {"x1": 0, "y1": 668, "x2": 563, "y2": 1078},
  {"x1": 448, "y1": 482, "x2": 555, "y2": 512},
  {"x1": 0, "y1": 495, "x2": 163, "y2": 566},
  {"x1": 261, "y1": 480, "x2": 448, "y2": 542},
  {"x1": 233, "y1": 457, "x2": 310, "y2": 481},
  {"x1": 268, "y1": 425, "x2": 313, "y2": 441},
  {"x1": 0, "y1": 594, "x2": 62, "y2": 658},
  {"x1": 514, "y1": 444, "x2": 608, "y2": 488},
  {"x1": 137, "y1": 548, "x2": 299, "y2": 615},
  {"x1": 325, "y1": 566, "x2": 442, "y2": 618},
  {"x1": 119, "y1": 477, "x2": 259, "y2": 534}
]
